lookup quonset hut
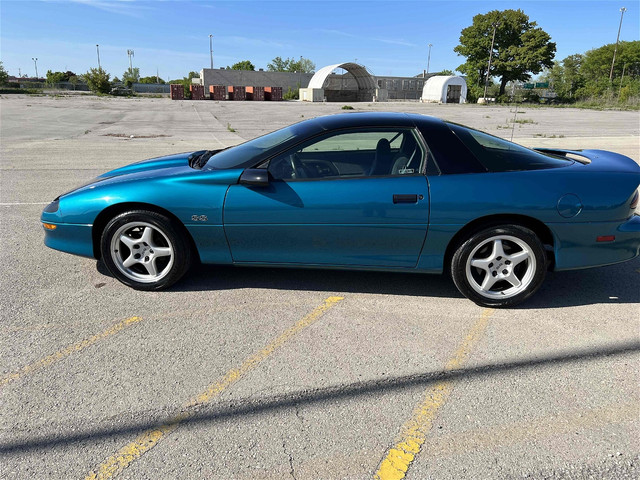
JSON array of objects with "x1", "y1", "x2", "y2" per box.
[{"x1": 420, "y1": 76, "x2": 467, "y2": 103}]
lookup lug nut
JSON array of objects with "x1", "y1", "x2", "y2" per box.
[
  {"x1": 505, "y1": 260, "x2": 511, "y2": 265},
  {"x1": 134, "y1": 254, "x2": 141, "y2": 259},
  {"x1": 492, "y1": 271, "x2": 498, "y2": 277},
  {"x1": 145, "y1": 256, "x2": 149, "y2": 261},
  {"x1": 502, "y1": 269, "x2": 508, "y2": 275},
  {"x1": 488, "y1": 262, "x2": 494, "y2": 268},
  {"x1": 133, "y1": 245, "x2": 140, "y2": 249}
]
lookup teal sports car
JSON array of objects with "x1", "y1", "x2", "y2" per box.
[{"x1": 41, "y1": 113, "x2": 640, "y2": 307}]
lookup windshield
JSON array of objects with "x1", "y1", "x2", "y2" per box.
[
  {"x1": 447, "y1": 122, "x2": 572, "y2": 172},
  {"x1": 204, "y1": 124, "x2": 301, "y2": 170}
]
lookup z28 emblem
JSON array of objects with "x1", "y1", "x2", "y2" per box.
[{"x1": 191, "y1": 215, "x2": 208, "y2": 222}]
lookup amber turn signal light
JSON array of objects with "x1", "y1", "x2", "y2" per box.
[{"x1": 42, "y1": 223, "x2": 57, "y2": 230}]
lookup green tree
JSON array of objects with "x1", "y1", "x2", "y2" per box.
[
  {"x1": 45, "y1": 70, "x2": 76, "y2": 84},
  {"x1": 435, "y1": 69, "x2": 455, "y2": 76},
  {"x1": 85, "y1": 67, "x2": 111, "y2": 94},
  {"x1": 546, "y1": 54, "x2": 583, "y2": 100},
  {"x1": 267, "y1": 56, "x2": 315, "y2": 73},
  {"x1": 139, "y1": 76, "x2": 165, "y2": 84},
  {"x1": 228, "y1": 60, "x2": 255, "y2": 71},
  {"x1": 122, "y1": 67, "x2": 140, "y2": 87},
  {"x1": 46, "y1": 70, "x2": 66, "y2": 84},
  {"x1": 455, "y1": 9, "x2": 556, "y2": 96},
  {"x1": 0, "y1": 61, "x2": 8, "y2": 85},
  {"x1": 69, "y1": 75, "x2": 79, "y2": 90}
]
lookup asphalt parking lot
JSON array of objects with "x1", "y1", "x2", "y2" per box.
[{"x1": 1, "y1": 94, "x2": 639, "y2": 480}]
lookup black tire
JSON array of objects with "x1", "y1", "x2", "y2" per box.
[
  {"x1": 100, "y1": 210, "x2": 192, "y2": 291},
  {"x1": 451, "y1": 225, "x2": 546, "y2": 308}
]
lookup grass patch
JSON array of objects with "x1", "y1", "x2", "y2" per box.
[
  {"x1": 227, "y1": 122, "x2": 236, "y2": 133},
  {"x1": 509, "y1": 118, "x2": 537, "y2": 124},
  {"x1": 341, "y1": 105, "x2": 354, "y2": 110}
]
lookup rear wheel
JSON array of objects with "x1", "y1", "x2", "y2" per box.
[
  {"x1": 100, "y1": 210, "x2": 191, "y2": 290},
  {"x1": 451, "y1": 225, "x2": 546, "y2": 307}
]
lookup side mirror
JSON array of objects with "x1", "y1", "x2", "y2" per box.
[{"x1": 239, "y1": 168, "x2": 270, "y2": 187}]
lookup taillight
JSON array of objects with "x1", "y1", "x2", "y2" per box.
[{"x1": 631, "y1": 190, "x2": 639, "y2": 209}]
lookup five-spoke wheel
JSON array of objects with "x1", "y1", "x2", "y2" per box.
[
  {"x1": 101, "y1": 210, "x2": 191, "y2": 290},
  {"x1": 451, "y1": 225, "x2": 546, "y2": 307}
]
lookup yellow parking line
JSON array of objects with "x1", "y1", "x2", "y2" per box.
[
  {"x1": 374, "y1": 308, "x2": 494, "y2": 480},
  {"x1": 0, "y1": 316, "x2": 142, "y2": 388},
  {"x1": 85, "y1": 296, "x2": 344, "y2": 480}
]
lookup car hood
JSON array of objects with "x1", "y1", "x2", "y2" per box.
[
  {"x1": 58, "y1": 151, "x2": 235, "y2": 198},
  {"x1": 96, "y1": 151, "x2": 198, "y2": 179}
]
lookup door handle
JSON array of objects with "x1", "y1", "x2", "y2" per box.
[{"x1": 393, "y1": 194, "x2": 419, "y2": 204}]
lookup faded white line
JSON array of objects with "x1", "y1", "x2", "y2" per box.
[{"x1": 0, "y1": 202, "x2": 49, "y2": 206}]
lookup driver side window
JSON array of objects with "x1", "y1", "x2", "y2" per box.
[{"x1": 267, "y1": 128, "x2": 425, "y2": 181}]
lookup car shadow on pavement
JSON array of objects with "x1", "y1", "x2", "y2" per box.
[
  {"x1": 96, "y1": 257, "x2": 639, "y2": 308},
  {"x1": 171, "y1": 257, "x2": 640, "y2": 309},
  {"x1": 3, "y1": 339, "x2": 638, "y2": 456}
]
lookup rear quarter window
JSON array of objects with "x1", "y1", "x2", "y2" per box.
[{"x1": 447, "y1": 123, "x2": 573, "y2": 172}]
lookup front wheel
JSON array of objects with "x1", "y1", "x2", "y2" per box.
[
  {"x1": 100, "y1": 210, "x2": 192, "y2": 290},
  {"x1": 451, "y1": 225, "x2": 546, "y2": 308}
]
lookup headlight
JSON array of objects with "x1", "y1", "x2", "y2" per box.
[{"x1": 43, "y1": 198, "x2": 60, "y2": 213}]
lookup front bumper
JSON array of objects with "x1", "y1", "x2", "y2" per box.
[
  {"x1": 42, "y1": 222, "x2": 95, "y2": 258},
  {"x1": 550, "y1": 215, "x2": 640, "y2": 271}
]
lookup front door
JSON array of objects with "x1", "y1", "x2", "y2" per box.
[{"x1": 223, "y1": 128, "x2": 430, "y2": 268}]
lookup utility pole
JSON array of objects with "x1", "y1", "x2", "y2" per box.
[
  {"x1": 619, "y1": 63, "x2": 626, "y2": 97},
  {"x1": 609, "y1": 7, "x2": 627, "y2": 81},
  {"x1": 483, "y1": 23, "x2": 499, "y2": 100},
  {"x1": 426, "y1": 43, "x2": 432, "y2": 77},
  {"x1": 96, "y1": 44, "x2": 101, "y2": 69},
  {"x1": 209, "y1": 34, "x2": 213, "y2": 69},
  {"x1": 31, "y1": 57, "x2": 38, "y2": 79},
  {"x1": 127, "y1": 49, "x2": 134, "y2": 72},
  {"x1": 156, "y1": 67, "x2": 159, "y2": 84}
]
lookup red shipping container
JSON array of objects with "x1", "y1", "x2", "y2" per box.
[
  {"x1": 209, "y1": 85, "x2": 226, "y2": 100},
  {"x1": 228, "y1": 85, "x2": 246, "y2": 101},
  {"x1": 252, "y1": 86, "x2": 265, "y2": 101},
  {"x1": 170, "y1": 84, "x2": 184, "y2": 100},
  {"x1": 265, "y1": 86, "x2": 282, "y2": 101},
  {"x1": 190, "y1": 84, "x2": 205, "y2": 100}
]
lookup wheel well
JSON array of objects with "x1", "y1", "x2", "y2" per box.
[
  {"x1": 443, "y1": 214, "x2": 555, "y2": 273},
  {"x1": 91, "y1": 202, "x2": 200, "y2": 263}
]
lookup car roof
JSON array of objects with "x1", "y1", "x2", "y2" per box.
[{"x1": 303, "y1": 111, "x2": 444, "y2": 131}]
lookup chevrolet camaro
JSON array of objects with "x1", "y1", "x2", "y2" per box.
[{"x1": 41, "y1": 113, "x2": 640, "y2": 307}]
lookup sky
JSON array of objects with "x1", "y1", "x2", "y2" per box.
[{"x1": 1, "y1": 0, "x2": 639, "y2": 80}]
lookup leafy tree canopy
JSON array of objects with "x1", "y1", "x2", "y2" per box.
[
  {"x1": 139, "y1": 76, "x2": 165, "y2": 84},
  {"x1": 267, "y1": 56, "x2": 315, "y2": 73},
  {"x1": 122, "y1": 67, "x2": 140, "y2": 87},
  {"x1": 454, "y1": 9, "x2": 556, "y2": 96},
  {"x1": 0, "y1": 62, "x2": 8, "y2": 85},
  {"x1": 543, "y1": 41, "x2": 640, "y2": 101},
  {"x1": 45, "y1": 70, "x2": 76, "y2": 84},
  {"x1": 85, "y1": 67, "x2": 111, "y2": 94},
  {"x1": 227, "y1": 60, "x2": 255, "y2": 71}
]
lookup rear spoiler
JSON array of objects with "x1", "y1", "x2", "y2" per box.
[{"x1": 534, "y1": 148, "x2": 640, "y2": 174}]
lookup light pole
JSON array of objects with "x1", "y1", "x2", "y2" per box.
[
  {"x1": 209, "y1": 34, "x2": 213, "y2": 69},
  {"x1": 96, "y1": 44, "x2": 101, "y2": 69},
  {"x1": 609, "y1": 7, "x2": 627, "y2": 81},
  {"x1": 127, "y1": 49, "x2": 134, "y2": 72},
  {"x1": 426, "y1": 43, "x2": 432, "y2": 77},
  {"x1": 32, "y1": 57, "x2": 38, "y2": 79},
  {"x1": 483, "y1": 23, "x2": 499, "y2": 100}
]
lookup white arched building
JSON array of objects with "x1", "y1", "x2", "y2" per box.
[
  {"x1": 420, "y1": 76, "x2": 467, "y2": 103},
  {"x1": 300, "y1": 62, "x2": 387, "y2": 102}
]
